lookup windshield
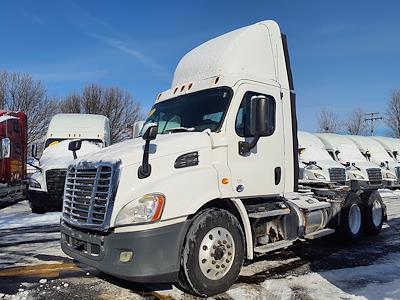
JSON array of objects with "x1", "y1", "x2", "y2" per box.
[
  {"x1": 144, "y1": 87, "x2": 232, "y2": 134},
  {"x1": 336, "y1": 144, "x2": 366, "y2": 163},
  {"x1": 299, "y1": 146, "x2": 333, "y2": 162}
]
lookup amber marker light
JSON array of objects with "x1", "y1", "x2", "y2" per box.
[{"x1": 222, "y1": 178, "x2": 229, "y2": 185}]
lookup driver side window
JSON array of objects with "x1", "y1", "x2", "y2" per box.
[{"x1": 235, "y1": 91, "x2": 276, "y2": 137}]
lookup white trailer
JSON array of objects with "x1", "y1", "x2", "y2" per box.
[
  {"x1": 347, "y1": 135, "x2": 400, "y2": 189},
  {"x1": 298, "y1": 131, "x2": 347, "y2": 185},
  {"x1": 60, "y1": 21, "x2": 386, "y2": 296},
  {"x1": 28, "y1": 114, "x2": 110, "y2": 213}
]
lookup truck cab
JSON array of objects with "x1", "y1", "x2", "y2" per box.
[
  {"x1": 28, "y1": 114, "x2": 110, "y2": 213},
  {"x1": 315, "y1": 133, "x2": 383, "y2": 190},
  {"x1": 347, "y1": 135, "x2": 400, "y2": 189},
  {"x1": 298, "y1": 131, "x2": 347, "y2": 185},
  {"x1": 0, "y1": 111, "x2": 27, "y2": 208},
  {"x1": 60, "y1": 21, "x2": 386, "y2": 297},
  {"x1": 373, "y1": 136, "x2": 400, "y2": 163}
]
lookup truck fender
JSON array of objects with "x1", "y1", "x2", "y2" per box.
[{"x1": 230, "y1": 198, "x2": 254, "y2": 260}]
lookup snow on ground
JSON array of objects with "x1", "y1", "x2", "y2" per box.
[{"x1": 0, "y1": 201, "x2": 60, "y2": 230}]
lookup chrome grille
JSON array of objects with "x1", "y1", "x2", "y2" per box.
[
  {"x1": 367, "y1": 168, "x2": 383, "y2": 185},
  {"x1": 62, "y1": 162, "x2": 119, "y2": 231},
  {"x1": 328, "y1": 168, "x2": 346, "y2": 184}
]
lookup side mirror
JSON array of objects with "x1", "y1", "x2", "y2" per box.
[
  {"x1": 249, "y1": 96, "x2": 271, "y2": 136},
  {"x1": 1, "y1": 138, "x2": 10, "y2": 159},
  {"x1": 138, "y1": 123, "x2": 158, "y2": 179},
  {"x1": 68, "y1": 140, "x2": 82, "y2": 160},
  {"x1": 142, "y1": 123, "x2": 158, "y2": 141},
  {"x1": 393, "y1": 151, "x2": 398, "y2": 159},
  {"x1": 31, "y1": 144, "x2": 38, "y2": 160}
]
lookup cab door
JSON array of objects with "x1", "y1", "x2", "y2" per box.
[{"x1": 226, "y1": 83, "x2": 285, "y2": 197}]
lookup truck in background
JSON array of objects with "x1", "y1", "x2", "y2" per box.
[
  {"x1": 347, "y1": 135, "x2": 400, "y2": 189},
  {"x1": 314, "y1": 133, "x2": 383, "y2": 190},
  {"x1": 298, "y1": 131, "x2": 347, "y2": 185},
  {"x1": 28, "y1": 114, "x2": 110, "y2": 213},
  {"x1": 0, "y1": 111, "x2": 27, "y2": 208},
  {"x1": 373, "y1": 136, "x2": 400, "y2": 163},
  {"x1": 60, "y1": 21, "x2": 386, "y2": 296}
]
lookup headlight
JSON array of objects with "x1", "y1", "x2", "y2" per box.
[
  {"x1": 384, "y1": 173, "x2": 396, "y2": 179},
  {"x1": 353, "y1": 173, "x2": 365, "y2": 180},
  {"x1": 313, "y1": 173, "x2": 326, "y2": 180},
  {"x1": 29, "y1": 178, "x2": 41, "y2": 189},
  {"x1": 115, "y1": 193, "x2": 165, "y2": 226}
]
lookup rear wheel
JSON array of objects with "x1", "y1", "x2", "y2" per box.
[
  {"x1": 364, "y1": 192, "x2": 384, "y2": 236},
  {"x1": 178, "y1": 208, "x2": 244, "y2": 297},
  {"x1": 338, "y1": 193, "x2": 363, "y2": 242}
]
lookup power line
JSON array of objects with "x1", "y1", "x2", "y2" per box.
[{"x1": 364, "y1": 112, "x2": 383, "y2": 136}]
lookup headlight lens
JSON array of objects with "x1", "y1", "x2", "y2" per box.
[
  {"x1": 29, "y1": 178, "x2": 41, "y2": 189},
  {"x1": 115, "y1": 193, "x2": 165, "y2": 226},
  {"x1": 353, "y1": 173, "x2": 365, "y2": 180},
  {"x1": 385, "y1": 173, "x2": 396, "y2": 179},
  {"x1": 314, "y1": 173, "x2": 326, "y2": 180}
]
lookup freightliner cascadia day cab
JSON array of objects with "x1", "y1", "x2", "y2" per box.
[
  {"x1": 60, "y1": 21, "x2": 386, "y2": 296},
  {"x1": 347, "y1": 135, "x2": 400, "y2": 189},
  {"x1": 373, "y1": 136, "x2": 400, "y2": 163},
  {"x1": 314, "y1": 133, "x2": 384, "y2": 190},
  {"x1": 28, "y1": 114, "x2": 110, "y2": 213},
  {"x1": 0, "y1": 111, "x2": 27, "y2": 208},
  {"x1": 298, "y1": 131, "x2": 347, "y2": 185}
]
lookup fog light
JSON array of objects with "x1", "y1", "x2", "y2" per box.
[{"x1": 119, "y1": 251, "x2": 133, "y2": 262}]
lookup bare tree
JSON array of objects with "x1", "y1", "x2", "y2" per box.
[
  {"x1": 59, "y1": 84, "x2": 142, "y2": 143},
  {"x1": 317, "y1": 108, "x2": 342, "y2": 133},
  {"x1": 0, "y1": 70, "x2": 57, "y2": 146},
  {"x1": 345, "y1": 108, "x2": 367, "y2": 135},
  {"x1": 386, "y1": 90, "x2": 400, "y2": 137}
]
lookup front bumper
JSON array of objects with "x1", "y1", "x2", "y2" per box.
[
  {"x1": 28, "y1": 189, "x2": 62, "y2": 211},
  {"x1": 60, "y1": 220, "x2": 190, "y2": 283},
  {"x1": 383, "y1": 180, "x2": 400, "y2": 189}
]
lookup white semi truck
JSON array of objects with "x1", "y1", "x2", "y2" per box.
[
  {"x1": 298, "y1": 131, "x2": 347, "y2": 185},
  {"x1": 60, "y1": 21, "x2": 386, "y2": 296},
  {"x1": 29, "y1": 114, "x2": 110, "y2": 213},
  {"x1": 347, "y1": 135, "x2": 400, "y2": 189},
  {"x1": 314, "y1": 133, "x2": 383, "y2": 191}
]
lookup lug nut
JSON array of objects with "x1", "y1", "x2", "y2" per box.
[
  {"x1": 226, "y1": 259, "x2": 230, "y2": 263},
  {"x1": 216, "y1": 265, "x2": 220, "y2": 269},
  {"x1": 223, "y1": 240, "x2": 227, "y2": 244},
  {"x1": 203, "y1": 245, "x2": 208, "y2": 251},
  {"x1": 221, "y1": 264, "x2": 225, "y2": 268},
  {"x1": 202, "y1": 259, "x2": 206, "y2": 264},
  {"x1": 227, "y1": 245, "x2": 231, "y2": 249},
  {"x1": 212, "y1": 260, "x2": 216, "y2": 265},
  {"x1": 218, "y1": 240, "x2": 222, "y2": 244},
  {"x1": 228, "y1": 252, "x2": 232, "y2": 256},
  {"x1": 213, "y1": 245, "x2": 216, "y2": 249}
]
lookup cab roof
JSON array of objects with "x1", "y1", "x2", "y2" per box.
[
  {"x1": 298, "y1": 131, "x2": 325, "y2": 149},
  {"x1": 314, "y1": 133, "x2": 358, "y2": 150},
  {"x1": 372, "y1": 136, "x2": 400, "y2": 152}
]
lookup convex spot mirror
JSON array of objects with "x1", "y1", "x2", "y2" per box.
[
  {"x1": 69, "y1": 140, "x2": 82, "y2": 160},
  {"x1": 248, "y1": 95, "x2": 273, "y2": 136},
  {"x1": 1, "y1": 138, "x2": 10, "y2": 158}
]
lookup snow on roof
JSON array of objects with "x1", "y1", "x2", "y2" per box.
[
  {"x1": 172, "y1": 20, "x2": 290, "y2": 90},
  {"x1": 347, "y1": 135, "x2": 387, "y2": 153},
  {"x1": 0, "y1": 115, "x2": 18, "y2": 123},
  {"x1": 314, "y1": 133, "x2": 356, "y2": 150},
  {"x1": 298, "y1": 131, "x2": 325, "y2": 149},
  {"x1": 373, "y1": 136, "x2": 400, "y2": 152}
]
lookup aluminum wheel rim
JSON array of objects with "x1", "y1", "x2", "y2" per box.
[
  {"x1": 348, "y1": 203, "x2": 362, "y2": 235},
  {"x1": 198, "y1": 227, "x2": 235, "y2": 280},
  {"x1": 372, "y1": 199, "x2": 383, "y2": 227}
]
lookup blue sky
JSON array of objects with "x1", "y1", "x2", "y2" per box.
[{"x1": 1, "y1": 0, "x2": 399, "y2": 134}]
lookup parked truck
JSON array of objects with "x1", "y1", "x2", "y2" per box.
[
  {"x1": 0, "y1": 111, "x2": 27, "y2": 208},
  {"x1": 373, "y1": 136, "x2": 400, "y2": 163},
  {"x1": 60, "y1": 21, "x2": 386, "y2": 296},
  {"x1": 28, "y1": 114, "x2": 110, "y2": 213},
  {"x1": 298, "y1": 131, "x2": 347, "y2": 185},
  {"x1": 347, "y1": 135, "x2": 400, "y2": 189}
]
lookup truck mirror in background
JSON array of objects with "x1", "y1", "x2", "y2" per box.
[
  {"x1": 31, "y1": 144, "x2": 38, "y2": 160},
  {"x1": 138, "y1": 123, "x2": 158, "y2": 179},
  {"x1": 1, "y1": 138, "x2": 10, "y2": 158},
  {"x1": 68, "y1": 140, "x2": 82, "y2": 160},
  {"x1": 239, "y1": 96, "x2": 270, "y2": 156},
  {"x1": 133, "y1": 121, "x2": 145, "y2": 138}
]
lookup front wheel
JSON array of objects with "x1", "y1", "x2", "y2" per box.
[{"x1": 178, "y1": 208, "x2": 245, "y2": 297}]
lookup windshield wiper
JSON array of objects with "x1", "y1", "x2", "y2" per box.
[{"x1": 164, "y1": 127, "x2": 195, "y2": 133}]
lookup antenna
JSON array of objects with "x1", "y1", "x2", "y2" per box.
[{"x1": 364, "y1": 112, "x2": 383, "y2": 136}]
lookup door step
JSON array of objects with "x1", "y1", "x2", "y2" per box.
[
  {"x1": 254, "y1": 240, "x2": 293, "y2": 254},
  {"x1": 248, "y1": 208, "x2": 290, "y2": 219},
  {"x1": 304, "y1": 228, "x2": 335, "y2": 240}
]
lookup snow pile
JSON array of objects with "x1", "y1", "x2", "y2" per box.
[
  {"x1": 0, "y1": 201, "x2": 60, "y2": 230},
  {"x1": 39, "y1": 140, "x2": 101, "y2": 169}
]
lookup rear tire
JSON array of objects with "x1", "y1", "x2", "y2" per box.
[
  {"x1": 177, "y1": 208, "x2": 244, "y2": 297},
  {"x1": 364, "y1": 192, "x2": 384, "y2": 236},
  {"x1": 338, "y1": 193, "x2": 363, "y2": 242}
]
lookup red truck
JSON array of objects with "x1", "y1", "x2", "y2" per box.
[{"x1": 0, "y1": 111, "x2": 27, "y2": 208}]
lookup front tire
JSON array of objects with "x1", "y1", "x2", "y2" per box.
[
  {"x1": 364, "y1": 192, "x2": 384, "y2": 236},
  {"x1": 338, "y1": 193, "x2": 363, "y2": 242},
  {"x1": 178, "y1": 208, "x2": 245, "y2": 297}
]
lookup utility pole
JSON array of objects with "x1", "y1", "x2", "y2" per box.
[{"x1": 364, "y1": 112, "x2": 383, "y2": 136}]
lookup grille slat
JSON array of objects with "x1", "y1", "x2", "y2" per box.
[
  {"x1": 328, "y1": 168, "x2": 346, "y2": 184},
  {"x1": 62, "y1": 163, "x2": 116, "y2": 231},
  {"x1": 367, "y1": 168, "x2": 383, "y2": 185},
  {"x1": 46, "y1": 169, "x2": 67, "y2": 202}
]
